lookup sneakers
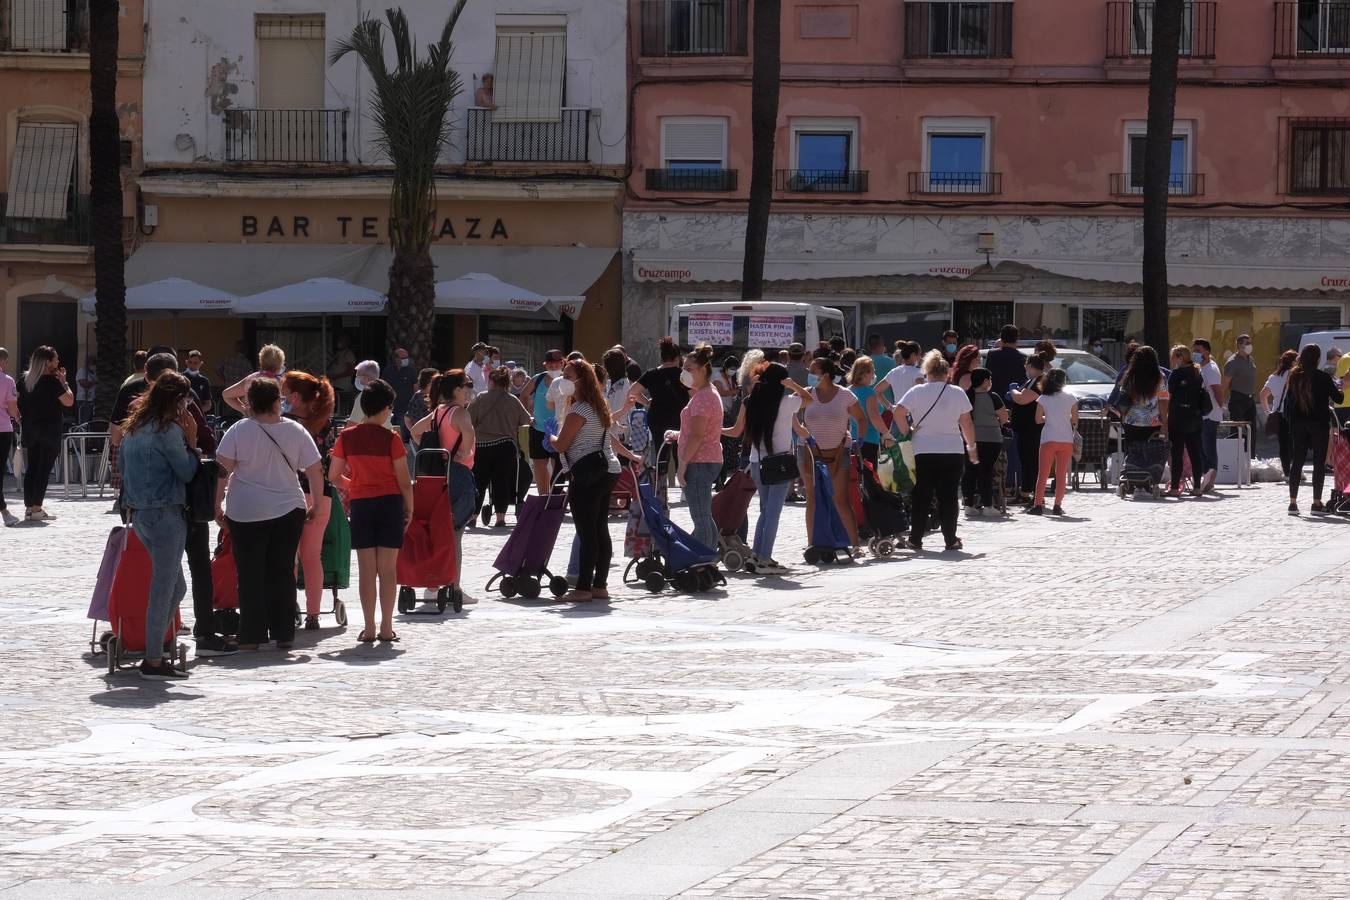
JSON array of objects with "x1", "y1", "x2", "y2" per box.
[
  {"x1": 1201, "y1": 469, "x2": 1217, "y2": 494},
  {"x1": 25, "y1": 508, "x2": 55, "y2": 522},
  {"x1": 304, "y1": 615, "x2": 321, "y2": 630},
  {"x1": 1, "y1": 509, "x2": 18, "y2": 527},
  {"x1": 139, "y1": 659, "x2": 188, "y2": 680},
  {"x1": 1027, "y1": 505, "x2": 1044, "y2": 516},
  {"x1": 1052, "y1": 505, "x2": 1064, "y2": 516},
  {"x1": 195, "y1": 634, "x2": 238, "y2": 657}
]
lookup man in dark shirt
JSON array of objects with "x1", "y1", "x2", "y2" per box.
[
  {"x1": 985, "y1": 324, "x2": 1027, "y2": 398},
  {"x1": 183, "y1": 349, "x2": 213, "y2": 414},
  {"x1": 381, "y1": 347, "x2": 418, "y2": 426}
]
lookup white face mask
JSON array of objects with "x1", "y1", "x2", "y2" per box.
[
  {"x1": 354, "y1": 376, "x2": 367, "y2": 391},
  {"x1": 679, "y1": 370, "x2": 696, "y2": 388},
  {"x1": 398, "y1": 358, "x2": 410, "y2": 368},
  {"x1": 556, "y1": 378, "x2": 576, "y2": 398}
]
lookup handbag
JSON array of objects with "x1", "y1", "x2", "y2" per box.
[
  {"x1": 1265, "y1": 382, "x2": 1288, "y2": 436},
  {"x1": 185, "y1": 457, "x2": 219, "y2": 523},
  {"x1": 758, "y1": 451, "x2": 797, "y2": 485}
]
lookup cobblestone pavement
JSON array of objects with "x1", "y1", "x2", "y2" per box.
[{"x1": 3, "y1": 475, "x2": 1350, "y2": 898}]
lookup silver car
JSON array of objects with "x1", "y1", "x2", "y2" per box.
[{"x1": 981, "y1": 348, "x2": 1118, "y2": 404}]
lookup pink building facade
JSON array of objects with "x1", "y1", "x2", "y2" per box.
[{"x1": 623, "y1": 0, "x2": 1350, "y2": 374}]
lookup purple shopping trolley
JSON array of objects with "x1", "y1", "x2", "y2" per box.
[{"x1": 485, "y1": 491, "x2": 570, "y2": 600}]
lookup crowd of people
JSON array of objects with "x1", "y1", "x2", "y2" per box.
[{"x1": 2, "y1": 323, "x2": 1348, "y2": 681}]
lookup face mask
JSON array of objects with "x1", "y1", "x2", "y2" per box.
[
  {"x1": 354, "y1": 377, "x2": 367, "y2": 391},
  {"x1": 807, "y1": 373, "x2": 819, "y2": 387},
  {"x1": 1239, "y1": 344, "x2": 1252, "y2": 355},
  {"x1": 399, "y1": 358, "x2": 410, "y2": 368},
  {"x1": 946, "y1": 343, "x2": 957, "y2": 354},
  {"x1": 556, "y1": 378, "x2": 576, "y2": 397},
  {"x1": 1091, "y1": 345, "x2": 1102, "y2": 354},
  {"x1": 679, "y1": 370, "x2": 696, "y2": 389},
  {"x1": 1193, "y1": 351, "x2": 1205, "y2": 362}
]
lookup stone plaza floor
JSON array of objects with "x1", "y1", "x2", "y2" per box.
[{"x1": 2, "y1": 475, "x2": 1350, "y2": 898}]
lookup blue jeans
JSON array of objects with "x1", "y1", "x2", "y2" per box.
[
  {"x1": 750, "y1": 462, "x2": 790, "y2": 561},
  {"x1": 683, "y1": 462, "x2": 721, "y2": 550},
  {"x1": 130, "y1": 505, "x2": 187, "y2": 659},
  {"x1": 1201, "y1": 419, "x2": 1219, "y2": 474}
]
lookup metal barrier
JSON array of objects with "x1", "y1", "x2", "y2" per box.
[{"x1": 61, "y1": 431, "x2": 112, "y2": 499}]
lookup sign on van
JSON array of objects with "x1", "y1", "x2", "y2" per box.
[
  {"x1": 748, "y1": 315, "x2": 796, "y2": 347},
  {"x1": 687, "y1": 312, "x2": 734, "y2": 346}
]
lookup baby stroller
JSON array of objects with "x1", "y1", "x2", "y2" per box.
[
  {"x1": 622, "y1": 467, "x2": 724, "y2": 594},
  {"x1": 711, "y1": 465, "x2": 756, "y2": 573},
  {"x1": 397, "y1": 448, "x2": 463, "y2": 614},
  {"x1": 90, "y1": 526, "x2": 187, "y2": 674},
  {"x1": 859, "y1": 459, "x2": 909, "y2": 557},
  {"x1": 485, "y1": 490, "x2": 571, "y2": 599},
  {"x1": 803, "y1": 440, "x2": 854, "y2": 566},
  {"x1": 1119, "y1": 435, "x2": 1169, "y2": 499}
]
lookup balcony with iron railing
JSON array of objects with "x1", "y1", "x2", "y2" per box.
[
  {"x1": 466, "y1": 107, "x2": 591, "y2": 164},
  {"x1": 639, "y1": 0, "x2": 748, "y2": 57},
  {"x1": 903, "y1": 1, "x2": 1013, "y2": 59},
  {"x1": 1105, "y1": 1, "x2": 1216, "y2": 60},
  {"x1": 775, "y1": 169, "x2": 869, "y2": 193},
  {"x1": 0, "y1": 192, "x2": 91, "y2": 245},
  {"x1": 0, "y1": 0, "x2": 88, "y2": 51},
  {"x1": 223, "y1": 109, "x2": 350, "y2": 164},
  {"x1": 1275, "y1": 1, "x2": 1350, "y2": 58},
  {"x1": 645, "y1": 168, "x2": 738, "y2": 192},
  {"x1": 1108, "y1": 172, "x2": 1206, "y2": 197},
  {"x1": 907, "y1": 171, "x2": 1002, "y2": 194}
]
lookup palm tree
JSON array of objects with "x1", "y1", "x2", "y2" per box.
[
  {"x1": 88, "y1": 0, "x2": 126, "y2": 420},
  {"x1": 740, "y1": 0, "x2": 782, "y2": 302},
  {"x1": 1141, "y1": 0, "x2": 1184, "y2": 352},
  {"x1": 332, "y1": 3, "x2": 467, "y2": 364}
]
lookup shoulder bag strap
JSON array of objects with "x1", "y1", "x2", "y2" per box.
[
  {"x1": 255, "y1": 420, "x2": 297, "y2": 472},
  {"x1": 913, "y1": 384, "x2": 948, "y2": 431}
]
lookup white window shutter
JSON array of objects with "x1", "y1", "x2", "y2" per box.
[
  {"x1": 493, "y1": 30, "x2": 566, "y2": 123},
  {"x1": 663, "y1": 119, "x2": 725, "y2": 163},
  {"x1": 5, "y1": 122, "x2": 79, "y2": 220}
]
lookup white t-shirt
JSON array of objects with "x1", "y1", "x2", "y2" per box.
[
  {"x1": 751, "y1": 393, "x2": 803, "y2": 462},
  {"x1": 1037, "y1": 391, "x2": 1077, "y2": 444},
  {"x1": 883, "y1": 364, "x2": 924, "y2": 400},
  {"x1": 605, "y1": 377, "x2": 630, "y2": 434},
  {"x1": 1264, "y1": 372, "x2": 1288, "y2": 413},
  {"x1": 217, "y1": 417, "x2": 321, "y2": 523},
  {"x1": 465, "y1": 359, "x2": 489, "y2": 396},
  {"x1": 899, "y1": 382, "x2": 972, "y2": 455},
  {"x1": 1200, "y1": 360, "x2": 1223, "y2": 422}
]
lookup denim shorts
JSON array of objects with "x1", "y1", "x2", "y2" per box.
[{"x1": 349, "y1": 494, "x2": 405, "y2": 549}]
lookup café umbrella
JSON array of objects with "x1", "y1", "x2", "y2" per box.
[
  {"x1": 81, "y1": 277, "x2": 238, "y2": 344},
  {"x1": 234, "y1": 278, "x2": 386, "y2": 369},
  {"x1": 433, "y1": 272, "x2": 581, "y2": 320}
]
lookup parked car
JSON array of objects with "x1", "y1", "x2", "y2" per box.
[
  {"x1": 981, "y1": 347, "x2": 1117, "y2": 404},
  {"x1": 1297, "y1": 330, "x2": 1350, "y2": 360}
]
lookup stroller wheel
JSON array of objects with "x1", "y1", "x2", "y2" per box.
[
  {"x1": 397, "y1": 586, "x2": 415, "y2": 614},
  {"x1": 877, "y1": 539, "x2": 895, "y2": 558},
  {"x1": 817, "y1": 551, "x2": 835, "y2": 566},
  {"x1": 333, "y1": 600, "x2": 348, "y2": 627},
  {"x1": 98, "y1": 630, "x2": 113, "y2": 655},
  {"x1": 500, "y1": 576, "x2": 518, "y2": 598},
  {"x1": 436, "y1": 587, "x2": 449, "y2": 614},
  {"x1": 452, "y1": 587, "x2": 464, "y2": 613},
  {"x1": 697, "y1": 568, "x2": 717, "y2": 592},
  {"x1": 548, "y1": 576, "x2": 570, "y2": 597},
  {"x1": 673, "y1": 571, "x2": 699, "y2": 593},
  {"x1": 519, "y1": 577, "x2": 542, "y2": 599},
  {"x1": 643, "y1": 571, "x2": 666, "y2": 593},
  {"x1": 722, "y1": 549, "x2": 744, "y2": 574},
  {"x1": 105, "y1": 635, "x2": 119, "y2": 674},
  {"x1": 636, "y1": 557, "x2": 660, "y2": 580}
]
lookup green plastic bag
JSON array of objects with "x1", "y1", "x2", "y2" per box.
[{"x1": 879, "y1": 437, "x2": 916, "y2": 496}]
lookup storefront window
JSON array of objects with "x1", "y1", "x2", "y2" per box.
[
  {"x1": 1015, "y1": 303, "x2": 1079, "y2": 347},
  {"x1": 481, "y1": 315, "x2": 569, "y2": 374},
  {"x1": 858, "y1": 301, "x2": 949, "y2": 353},
  {"x1": 954, "y1": 300, "x2": 1012, "y2": 349}
]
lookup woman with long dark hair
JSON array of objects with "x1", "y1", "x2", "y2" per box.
[
  {"x1": 1285, "y1": 344, "x2": 1342, "y2": 515},
  {"x1": 1164, "y1": 346, "x2": 1208, "y2": 498},
  {"x1": 551, "y1": 357, "x2": 620, "y2": 601},
  {"x1": 1113, "y1": 345, "x2": 1167, "y2": 443},
  {"x1": 283, "y1": 371, "x2": 337, "y2": 628},
  {"x1": 17, "y1": 345, "x2": 73, "y2": 521},
  {"x1": 118, "y1": 372, "x2": 201, "y2": 678},
  {"x1": 1260, "y1": 350, "x2": 1298, "y2": 478}
]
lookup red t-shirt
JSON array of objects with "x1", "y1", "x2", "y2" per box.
[{"x1": 331, "y1": 423, "x2": 405, "y2": 500}]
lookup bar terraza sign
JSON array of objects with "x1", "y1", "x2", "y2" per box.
[{"x1": 241, "y1": 214, "x2": 509, "y2": 240}]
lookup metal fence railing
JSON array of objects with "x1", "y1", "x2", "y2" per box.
[
  {"x1": 645, "y1": 168, "x2": 739, "y2": 191},
  {"x1": 1106, "y1": 1, "x2": 1216, "y2": 59},
  {"x1": 465, "y1": 107, "x2": 591, "y2": 163},
  {"x1": 0, "y1": 193, "x2": 91, "y2": 245},
  {"x1": 1, "y1": 0, "x2": 88, "y2": 51},
  {"x1": 1275, "y1": 1, "x2": 1350, "y2": 58},
  {"x1": 907, "y1": 171, "x2": 1002, "y2": 194},
  {"x1": 1109, "y1": 172, "x2": 1206, "y2": 196},
  {"x1": 775, "y1": 169, "x2": 869, "y2": 193},
  {"x1": 639, "y1": 0, "x2": 748, "y2": 56},
  {"x1": 223, "y1": 108, "x2": 350, "y2": 164}
]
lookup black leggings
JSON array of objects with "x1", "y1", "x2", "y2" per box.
[
  {"x1": 1014, "y1": 425, "x2": 1041, "y2": 494},
  {"x1": 1169, "y1": 428, "x2": 1205, "y2": 490},
  {"x1": 911, "y1": 453, "x2": 963, "y2": 547},
  {"x1": 0, "y1": 430, "x2": 12, "y2": 510},
  {"x1": 185, "y1": 518, "x2": 215, "y2": 638},
  {"x1": 962, "y1": 441, "x2": 1003, "y2": 507},
  {"x1": 570, "y1": 472, "x2": 616, "y2": 591},
  {"x1": 474, "y1": 440, "x2": 521, "y2": 515},
  {"x1": 22, "y1": 435, "x2": 60, "y2": 508},
  {"x1": 1289, "y1": 420, "x2": 1330, "y2": 501},
  {"x1": 227, "y1": 508, "x2": 305, "y2": 644}
]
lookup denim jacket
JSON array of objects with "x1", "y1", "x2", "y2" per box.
[{"x1": 119, "y1": 422, "x2": 199, "y2": 510}]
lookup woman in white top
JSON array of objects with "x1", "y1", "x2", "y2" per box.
[
  {"x1": 215, "y1": 377, "x2": 324, "y2": 651},
  {"x1": 894, "y1": 350, "x2": 978, "y2": 552},
  {"x1": 1031, "y1": 368, "x2": 1079, "y2": 516},
  {"x1": 1260, "y1": 349, "x2": 1298, "y2": 478},
  {"x1": 724, "y1": 362, "x2": 811, "y2": 575}
]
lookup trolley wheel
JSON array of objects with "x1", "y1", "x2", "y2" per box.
[
  {"x1": 803, "y1": 547, "x2": 820, "y2": 565},
  {"x1": 636, "y1": 557, "x2": 660, "y2": 580},
  {"x1": 518, "y1": 577, "x2": 542, "y2": 599},
  {"x1": 451, "y1": 585, "x2": 464, "y2": 613},
  {"x1": 643, "y1": 572, "x2": 666, "y2": 593},
  {"x1": 178, "y1": 643, "x2": 188, "y2": 673},
  {"x1": 697, "y1": 568, "x2": 717, "y2": 592},
  {"x1": 98, "y1": 630, "x2": 113, "y2": 654},
  {"x1": 722, "y1": 549, "x2": 744, "y2": 574},
  {"x1": 817, "y1": 551, "x2": 835, "y2": 566},
  {"x1": 877, "y1": 539, "x2": 895, "y2": 558},
  {"x1": 1118, "y1": 481, "x2": 1128, "y2": 499},
  {"x1": 481, "y1": 504, "x2": 492, "y2": 527},
  {"x1": 397, "y1": 586, "x2": 415, "y2": 614},
  {"x1": 436, "y1": 587, "x2": 449, "y2": 614},
  {"x1": 106, "y1": 636, "x2": 120, "y2": 674},
  {"x1": 548, "y1": 575, "x2": 570, "y2": 597},
  {"x1": 333, "y1": 600, "x2": 348, "y2": 627},
  {"x1": 500, "y1": 575, "x2": 518, "y2": 598}
]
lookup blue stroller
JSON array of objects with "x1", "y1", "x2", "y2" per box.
[
  {"x1": 622, "y1": 469, "x2": 725, "y2": 594},
  {"x1": 802, "y1": 440, "x2": 855, "y2": 565}
]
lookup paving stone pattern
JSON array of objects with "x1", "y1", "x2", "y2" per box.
[{"x1": 3, "y1": 479, "x2": 1350, "y2": 897}]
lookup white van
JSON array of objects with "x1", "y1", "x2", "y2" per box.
[
  {"x1": 1297, "y1": 330, "x2": 1350, "y2": 359},
  {"x1": 670, "y1": 302, "x2": 847, "y2": 356}
]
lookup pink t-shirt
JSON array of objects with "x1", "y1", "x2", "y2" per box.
[
  {"x1": 0, "y1": 372, "x2": 14, "y2": 432},
  {"x1": 678, "y1": 385, "x2": 724, "y2": 464}
]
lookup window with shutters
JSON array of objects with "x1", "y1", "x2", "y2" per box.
[
  {"x1": 649, "y1": 117, "x2": 734, "y2": 191},
  {"x1": 3, "y1": 0, "x2": 90, "y2": 51},
  {"x1": 5, "y1": 120, "x2": 79, "y2": 220},
  {"x1": 1116, "y1": 120, "x2": 1198, "y2": 196},
  {"x1": 1289, "y1": 119, "x2": 1350, "y2": 194},
  {"x1": 493, "y1": 16, "x2": 567, "y2": 123}
]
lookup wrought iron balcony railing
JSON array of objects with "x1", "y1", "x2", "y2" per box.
[
  {"x1": 1108, "y1": 172, "x2": 1206, "y2": 197},
  {"x1": 0, "y1": 0, "x2": 88, "y2": 51},
  {"x1": 639, "y1": 0, "x2": 748, "y2": 57},
  {"x1": 1106, "y1": 1, "x2": 1216, "y2": 60},
  {"x1": 775, "y1": 169, "x2": 869, "y2": 193},
  {"x1": 645, "y1": 168, "x2": 738, "y2": 191},
  {"x1": 466, "y1": 107, "x2": 591, "y2": 163},
  {"x1": 223, "y1": 108, "x2": 350, "y2": 164},
  {"x1": 1275, "y1": 1, "x2": 1350, "y2": 58},
  {"x1": 903, "y1": 1, "x2": 1013, "y2": 59},
  {"x1": 907, "y1": 171, "x2": 1002, "y2": 194},
  {"x1": 0, "y1": 192, "x2": 91, "y2": 245}
]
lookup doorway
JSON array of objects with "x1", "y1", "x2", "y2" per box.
[{"x1": 19, "y1": 297, "x2": 78, "y2": 374}]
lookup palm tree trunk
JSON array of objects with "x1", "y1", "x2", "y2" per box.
[
  {"x1": 88, "y1": 0, "x2": 125, "y2": 421},
  {"x1": 741, "y1": 0, "x2": 781, "y2": 302},
  {"x1": 1141, "y1": 0, "x2": 1183, "y2": 353},
  {"x1": 387, "y1": 248, "x2": 436, "y2": 368}
]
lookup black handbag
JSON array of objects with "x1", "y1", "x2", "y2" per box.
[
  {"x1": 186, "y1": 457, "x2": 219, "y2": 523},
  {"x1": 758, "y1": 452, "x2": 798, "y2": 485}
]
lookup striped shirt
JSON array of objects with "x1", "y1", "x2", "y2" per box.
[{"x1": 563, "y1": 401, "x2": 618, "y2": 474}]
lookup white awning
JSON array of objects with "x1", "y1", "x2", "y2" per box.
[
  {"x1": 233, "y1": 278, "x2": 385, "y2": 316},
  {"x1": 80, "y1": 278, "x2": 237, "y2": 316},
  {"x1": 434, "y1": 272, "x2": 587, "y2": 321},
  {"x1": 631, "y1": 253, "x2": 988, "y2": 283},
  {"x1": 994, "y1": 257, "x2": 1350, "y2": 292},
  {"x1": 5, "y1": 122, "x2": 79, "y2": 220},
  {"x1": 125, "y1": 244, "x2": 616, "y2": 310}
]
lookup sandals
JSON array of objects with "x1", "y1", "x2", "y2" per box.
[
  {"x1": 590, "y1": 588, "x2": 610, "y2": 600},
  {"x1": 357, "y1": 630, "x2": 377, "y2": 643},
  {"x1": 377, "y1": 631, "x2": 400, "y2": 642},
  {"x1": 559, "y1": 591, "x2": 593, "y2": 603}
]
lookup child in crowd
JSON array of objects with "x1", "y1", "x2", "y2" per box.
[{"x1": 327, "y1": 379, "x2": 414, "y2": 643}]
